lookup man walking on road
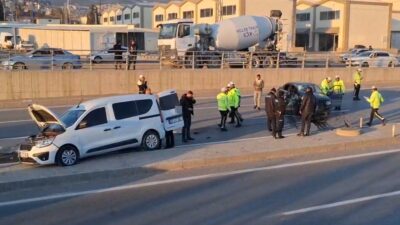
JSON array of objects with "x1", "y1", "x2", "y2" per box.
[
  {"x1": 353, "y1": 68, "x2": 363, "y2": 101},
  {"x1": 217, "y1": 87, "x2": 230, "y2": 131},
  {"x1": 366, "y1": 86, "x2": 386, "y2": 127},
  {"x1": 128, "y1": 39, "x2": 137, "y2": 70},
  {"x1": 275, "y1": 89, "x2": 286, "y2": 139},
  {"x1": 265, "y1": 88, "x2": 277, "y2": 138},
  {"x1": 253, "y1": 74, "x2": 264, "y2": 110},
  {"x1": 298, "y1": 87, "x2": 317, "y2": 137},
  {"x1": 180, "y1": 91, "x2": 196, "y2": 142},
  {"x1": 227, "y1": 83, "x2": 241, "y2": 127}
]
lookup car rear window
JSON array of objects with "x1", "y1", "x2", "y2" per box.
[{"x1": 159, "y1": 94, "x2": 179, "y2": 110}]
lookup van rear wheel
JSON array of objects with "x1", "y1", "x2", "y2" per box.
[{"x1": 142, "y1": 131, "x2": 161, "y2": 151}]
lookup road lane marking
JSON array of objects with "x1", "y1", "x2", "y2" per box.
[
  {"x1": 0, "y1": 136, "x2": 27, "y2": 141},
  {"x1": 281, "y1": 190, "x2": 400, "y2": 216},
  {"x1": 0, "y1": 120, "x2": 31, "y2": 124},
  {"x1": 1, "y1": 148, "x2": 400, "y2": 207}
]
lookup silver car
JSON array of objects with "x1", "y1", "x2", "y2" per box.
[
  {"x1": 90, "y1": 46, "x2": 128, "y2": 64},
  {"x1": 2, "y1": 48, "x2": 82, "y2": 70}
]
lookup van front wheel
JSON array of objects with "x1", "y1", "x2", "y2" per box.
[
  {"x1": 56, "y1": 145, "x2": 79, "y2": 166},
  {"x1": 142, "y1": 131, "x2": 161, "y2": 151}
]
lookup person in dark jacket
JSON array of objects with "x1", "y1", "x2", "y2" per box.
[
  {"x1": 180, "y1": 90, "x2": 196, "y2": 142},
  {"x1": 128, "y1": 39, "x2": 137, "y2": 70},
  {"x1": 298, "y1": 87, "x2": 317, "y2": 137},
  {"x1": 265, "y1": 88, "x2": 277, "y2": 138},
  {"x1": 137, "y1": 75, "x2": 148, "y2": 94},
  {"x1": 113, "y1": 41, "x2": 123, "y2": 70},
  {"x1": 165, "y1": 130, "x2": 175, "y2": 149},
  {"x1": 275, "y1": 89, "x2": 286, "y2": 139}
]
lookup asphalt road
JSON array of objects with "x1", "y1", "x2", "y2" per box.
[
  {"x1": 0, "y1": 85, "x2": 400, "y2": 153},
  {"x1": 1, "y1": 147, "x2": 400, "y2": 225}
]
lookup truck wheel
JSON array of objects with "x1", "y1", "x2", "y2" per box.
[
  {"x1": 262, "y1": 57, "x2": 274, "y2": 68},
  {"x1": 207, "y1": 54, "x2": 222, "y2": 69},
  {"x1": 251, "y1": 56, "x2": 261, "y2": 68}
]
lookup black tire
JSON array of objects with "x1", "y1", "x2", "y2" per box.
[
  {"x1": 362, "y1": 62, "x2": 369, "y2": 67},
  {"x1": 62, "y1": 63, "x2": 74, "y2": 70},
  {"x1": 93, "y1": 56, "x2": 102, "y2": 64},
  {"x1": 207, "y1": 54, "x2": 221, "y2": 69},
  {"x1": 251, "y1": 56, "x2": 261, "y2": 68},
  {"x1": 13, "y1": 62, "x2": 26, "y2": 70},
  {"x1": 388, "y1": 61, "x2": 393, "y2": 67},
  {"x1": 262, "y1": 57, "x2": 274, "y2": 68},
  {"x1": 141, "y1": 130, "x2": 161, "y2": 151},
  {"x1": 56, "y1": 145, "x2": 79, "y2": 166}
]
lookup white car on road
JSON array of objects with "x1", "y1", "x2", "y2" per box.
[
  {"x1": 90, "y1": 46, "x2": 128, "y2": 64},
  {"x1": 18, "y1": 91, "x2": 184, "y2": 166},
  {"x1": 346, "y1": 51, "x2": 398, "y2": 67}
]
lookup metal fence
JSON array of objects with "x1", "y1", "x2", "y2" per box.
[{"x1": 0, "y1": 49, "x2": 399, "y2": 71}]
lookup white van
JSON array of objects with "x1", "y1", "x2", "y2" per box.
[{"x1": 18, "y1": 92, "x2": 183, "y2": 166}]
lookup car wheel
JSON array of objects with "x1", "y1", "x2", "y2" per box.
[
  {"x1": 13, "y1": 62, "x2": 26, "y2": 70},
  {"x1": 56, "y1": 145, "x2": 79, "y2": 166},
  {"x1": 93, "y1": 56, "x2": 102, "y2": 64},
  {"x1": 62, "y1": 63, "x2": 74, "y2": 70},
  {"x1": 142, "y1": 130, "x2": 161, "y2": 151}
]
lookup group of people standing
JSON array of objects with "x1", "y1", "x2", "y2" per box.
[
  {"x1": 113, "y1": 40, "x2": 138, "y2": 70},
  {"x1": 217, "y1": 82, "x2": 243, "y2": 131}
]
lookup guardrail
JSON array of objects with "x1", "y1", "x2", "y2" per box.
[{"x1": 0, "y1": 49, "x2": 399, "y2": 71}]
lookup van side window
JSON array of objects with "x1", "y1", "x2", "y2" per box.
[
  {"x1": 113, "y1": 101, "x2": 139, "y2": 120},
  {"x1": 80, "y1": 107, "x2": 107, "y2": 128},
  {"x1": 137, "y1": 99, "x2": 153, "y2": 115}
]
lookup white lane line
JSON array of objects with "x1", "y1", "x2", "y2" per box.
[
  {"x1": 281, "y1": 190, "x2": 400, "y2": 216},
  {"x1": 0, "y1": 136, "x2": 27, "y2": 141},
  {"x1": 0, "y1": 120, "x2": 31, "y2": 124},
  {"x1": 1, "y1": 148, "x2": 400, "y2": 207}
]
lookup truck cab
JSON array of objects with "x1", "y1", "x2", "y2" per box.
[{"x1": 157, "y1": 19, "x2": 195, "y2": 60}]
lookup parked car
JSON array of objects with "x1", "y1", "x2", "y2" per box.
[
  {"x1": 18, "y1": 91, "x2": 184, "y2": 166},
  {"x1": 339, "y1": 48, "x2": 369, "y2": 62},
  {"x1": 346, "y1": 51, "x2": 398, "y2": 67},
  {"x1": 90, "y1": 46, "x2": 128, "y2": 64},
  {"x1": 281, "y1": 82, "x2": 332, "y2": 123},
  {"x1": 2, "y1": 48, "x2": 82, "y2": 70}
]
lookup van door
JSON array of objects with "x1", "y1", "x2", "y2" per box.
[
  {"x1": 158, "y1": 90, "x2": 184, "y2": 131},
  {"x1": 109, "y1": 100, "x2": 143, "y2": 150},
  {"x1": 74, "y1": 107, "x2": 113, "y2": 155}
]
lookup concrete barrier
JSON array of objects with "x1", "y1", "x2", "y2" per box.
[{"x1": 0, "y1": 68, "x2": 399, "y2": 104}]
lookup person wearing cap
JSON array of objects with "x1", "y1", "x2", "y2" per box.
[
  {"x1": 217, "y1": 87, "x2": 230, "y2": 131},
  {"x1": 298, "y1": 87, "x2": 317, "y2": 137},
  {"x1": 180, "y1": 90, "x2": 196, "y2": 142},
  {"x1": 366, "y1": 86, "x2": 386, "y2": 127},
  {"x1": 353, "y1": 68, "x2": 363, "y2": 101},
  {"x1": 265, "y1": 88, "x2": 277, "y2": 138},
  {"x1": 137, "y1": 75, "x2": 148, "y2": 94},
  {"x1": 227, "y1": 82, "x2": 242, "y2": 127},
  {"x1": 332, "y1": 75, "x2": 346, "y2": 110},
  {"x1": 253, "y1": 74, "x2": 264, "y2": 110},
  {"x1": 320, "y1": 77, "x2": 332, "y2": 96},
  {"x1": 275, "y1": 89, "x2": 286, "y2": 139}
]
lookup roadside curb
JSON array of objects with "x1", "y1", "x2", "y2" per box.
[{"x1": 0, "y1": 135, "x2": 398, "y2": 192}]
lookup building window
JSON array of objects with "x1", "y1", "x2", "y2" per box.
[
  {"x1": 110, "y1": 16, "x2": 115, "y2": 22},
  {"x1": 200, "y1": 8, "x2": 213, "y2": 18},
  {"x1": 296, "y1": 13, "x2": 310, "y2": 22},
  {"x1": 183, "y1": 10, "x2": 194, "y2": 19},
  {"x1": 155, "y1": 14, "x2": 164, "y2": 22},
  {"x1": 222, "y1": 5, "x2": 236, "y2": 16},
  {"x1": 133, "y1": 12, "x2": 140, "y2": 19},
  {"x1": 320, "y1": 10, "x2": 340, "y2": 20},
  {"x1": 168, "y1": 13, "x2": 178, "y2": 20},
  {"x1": 104, "y1": 17, "x2": 108, "y2": 22},
  {"x1": 124, "y1": 14, "x2": 130, "y2": 20},
  {"x1": 117, "y1": 15, "x2": 122, "y2": 21}
]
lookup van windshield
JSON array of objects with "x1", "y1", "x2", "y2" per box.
[{"x1": 60, "y1": 110, "x2": 86, "y2": 128}]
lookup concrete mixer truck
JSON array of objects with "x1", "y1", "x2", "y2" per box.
[{"x1": 157, "y1": 11, "x2": 291, "y2": 68}]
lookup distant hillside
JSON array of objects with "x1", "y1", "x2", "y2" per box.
[{"x1": 48, "y1": 0, "x2": 169, "y2": 6}]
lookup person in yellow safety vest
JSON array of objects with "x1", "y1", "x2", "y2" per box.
[
  {"x1": 332, "y1": 75, "x2": 346, "y2": 110},
  {"x1": 353, "y1": 68, "x2": 363, "y2": 101},
  {"x1": 227, "y1": 84, "x2": 242, "y2": 127},
  {"x1": 217, "y1": 87, "x2": 230, "y2": 131},
  {"x1": 366, "y1": 86, "x2": 385, "y2": 127},
  {"x1": 320, "y1": 77, "x2": 332, "y2": 96}
]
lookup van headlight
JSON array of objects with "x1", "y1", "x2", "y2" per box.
[
  {"x1": 35, "y1": 137, "x2": 55, "y2": 148},
  {"x1": 326, "y1": 101, "x2": 332, "y2": 106}
]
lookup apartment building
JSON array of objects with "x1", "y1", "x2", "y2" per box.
[{"x1": 296, "y1": 0, "x2": 392, "y2": 51}]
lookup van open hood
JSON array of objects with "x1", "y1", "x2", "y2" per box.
[{"x1": 28, "y1": 104, "x2": 66, "y2": 129}]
